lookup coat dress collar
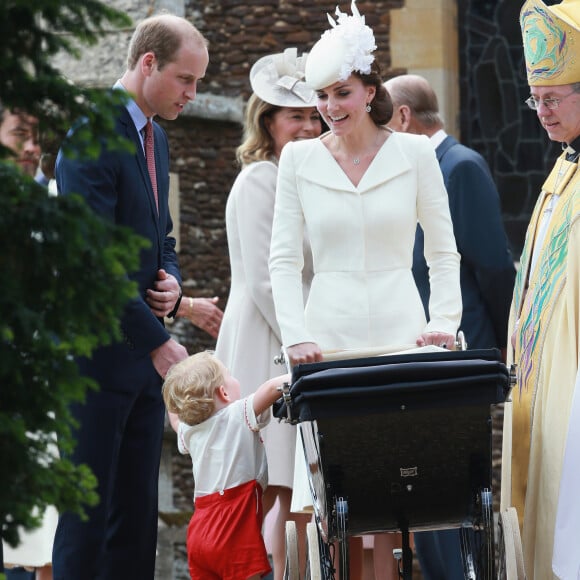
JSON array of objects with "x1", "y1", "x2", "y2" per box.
[{"x1": 292, "y1": 131, "x2": 414, "y2": 194}]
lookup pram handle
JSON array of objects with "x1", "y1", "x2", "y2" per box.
[{"x1": 274, "y1": 331, "x2": 468, "y2": 369}]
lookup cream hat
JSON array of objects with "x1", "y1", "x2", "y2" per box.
[
  {"x1": 249, "y1": 48, "x2": 316, "y2": 107},
  {"x1": 521, "y1": 0, "x2": 580, "y2": 86},
  {"x1": 305, "y1": 0, "x2": 376, "y2": 91}
]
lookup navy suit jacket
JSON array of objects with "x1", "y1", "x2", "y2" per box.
[
  {"x1": 413, "y1": 135, "x2": 516, "y2": 349},
  {"x1": 56, "y1": 106, "x2": 180, "y2": 383}
]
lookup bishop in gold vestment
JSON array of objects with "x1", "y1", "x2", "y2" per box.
[{"x1": 502, "y1": 1, "x2": 580, "y2": 578}]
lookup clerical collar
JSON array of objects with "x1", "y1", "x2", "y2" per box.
[{"x1": 563, "y1": 137, "x2": 580, "y2": 161}]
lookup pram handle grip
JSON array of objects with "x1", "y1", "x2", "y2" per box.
[{"x1": 274, "y1": 331, "x2": 468, "y2": 369}]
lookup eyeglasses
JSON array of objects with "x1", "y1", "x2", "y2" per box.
[{"x1": 525, "y1": 91, "x2": 577, "y2": 111}]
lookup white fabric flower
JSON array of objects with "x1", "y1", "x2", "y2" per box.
[{"x1": 322, "y1": 0, "x2": 377, "y2": 80}]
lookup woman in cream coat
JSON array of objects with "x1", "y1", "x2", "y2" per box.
[
  {"x1": 270, "y1": 129, "x2": 460, "y2": 353},
  {"x1": 215, "y1": 48, "x2": 321, "y2": 580},
  {"x1": 269, "y1": 4, "x2": 461, "y2": 579}
]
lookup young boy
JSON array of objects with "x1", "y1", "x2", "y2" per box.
[{"x1": 162, "y1": 350, "x2": 291, "y2": 580}]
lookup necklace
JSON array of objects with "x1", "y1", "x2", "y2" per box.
[{"x1": 351, "y1": 128, "x2": 384, "y2": 165}]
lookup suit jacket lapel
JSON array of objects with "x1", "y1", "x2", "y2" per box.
[
  {"x1": 119, "y1": 108, "x2": 160, "y2": 220},
  {"x1": 118, "y1": 108, "x2": 162, "y2": 260}
]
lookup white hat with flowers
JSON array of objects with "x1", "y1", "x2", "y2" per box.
[{"x1": 305, "y1": 0, "x2": 377, "y2": 91}]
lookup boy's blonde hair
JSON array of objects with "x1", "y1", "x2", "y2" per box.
[{"x1": 162, "y1": 351, "x2": 225, "y2": 426}]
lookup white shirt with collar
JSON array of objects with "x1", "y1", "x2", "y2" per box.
[
  {"x1": 429, "y1": 128, "x2": 447, "y2": 150},
  {"x1": 113, "y1": 80, "x2": 149, "y2": 153},
  {"x1": 177, "y1": 394, "x2": 271, "y2": 499}
]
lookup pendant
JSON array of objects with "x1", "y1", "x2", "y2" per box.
[{"x1": 353, "y1": 157, "x2": 360, "y2": 165}]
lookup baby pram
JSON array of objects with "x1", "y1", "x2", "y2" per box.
[{"x1": 274, "y1": 345, "x2": 515, "y2": 579}]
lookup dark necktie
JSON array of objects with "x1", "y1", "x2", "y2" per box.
[{"x1": 144, "y1": 118, "x2": 159, "y2": 213}]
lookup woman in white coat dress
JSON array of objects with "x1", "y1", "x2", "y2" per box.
[
  {"x1": 214, "y1": 48, "x2": 322, "y2": 580},
  {"x1": 268, "y1": 3, "x2": 462, "y2": 579}
]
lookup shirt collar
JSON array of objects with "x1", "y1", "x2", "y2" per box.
[
  {"x1": 113, "y1": 80, "x2": 148, "y2": 134},
  {"x1": 429, "y1": 129, "x2": 448, "y2": 150}
]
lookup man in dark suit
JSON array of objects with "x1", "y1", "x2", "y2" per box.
[
  {"x1": 0, "y1": 104, "x2": 44, "y2": 580},
  {"x1": 53, "y1": 14, "x2": 208, "y2": 579},
  {"x1": 384, "y1": 74, "x2": 516, "y2": 580}
]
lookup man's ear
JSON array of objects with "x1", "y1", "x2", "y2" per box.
[
  {"x1": 141, "y1": 52, "x2": 156, "y2": 77},
  {"x1": 398, "y1": 104, "x2": 413, "y2": 131}
]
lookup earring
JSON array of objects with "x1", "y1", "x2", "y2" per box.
[{"x1": 365, "y1": 103, "x2": 372, "y2": 113}]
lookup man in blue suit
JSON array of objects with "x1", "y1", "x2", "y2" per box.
[
  {"x1": 53, "y1": 14, "x2": 208, "y2": 579},
  {"x1": 385, "y1": 74, "x2": 516, "y2": 579}
]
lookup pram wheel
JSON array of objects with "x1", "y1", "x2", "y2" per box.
[
  {"x1": 480, "y1": 488, "x2": 495, "y2": 580},
  {"x1": 335, "y1": 498, "x2": 349, "y2": 577},
  {"x1": 304, "y1": 520, "x2": 336, "y2": 579},
  {"x1": 458, "y1": 489, "x2": 495, "y2": 580},
  {"x1": 284, "y1": 520, "x2": 299, "y2": 580},
  {"x1": 496, "y1": 507, "x2": 525, "y2": 580},
  {"x1": 305, "y1": 521, "x2": 322, "y2": 580}
]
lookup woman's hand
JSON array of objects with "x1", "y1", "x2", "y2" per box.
[
  {"x1": 416, "y1": 331, "x2": 456, "y2": 349},
  {"x1": 178, "y1": 296, "x2": 223, "y2": 338},
  {"x1": 287, "y1": 342, "x2": 324, "y2": 366}
]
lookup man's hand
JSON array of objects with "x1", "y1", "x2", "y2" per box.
[
  {"x1": 151, "y1": 338, "x2": 188, "y2": 378},
  {"x1": 146, "y1": 269, "x2": 181, "y2": 318}
]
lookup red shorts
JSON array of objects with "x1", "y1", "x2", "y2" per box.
[{"x1": 187, "y1": 479, "x2": 271, "y2": 580}]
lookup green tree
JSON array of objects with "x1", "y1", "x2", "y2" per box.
[{"x1": 0, "y1": 0, "x2": 147, "y2": 557}]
